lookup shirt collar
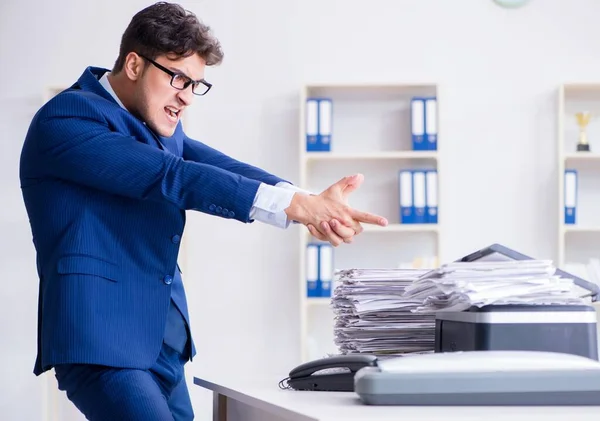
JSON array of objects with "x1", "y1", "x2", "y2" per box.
[{"x1": 99, "y1": 72, "x2": 126, "y2": 110}]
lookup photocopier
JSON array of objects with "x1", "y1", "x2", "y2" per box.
[
  {"x1": 353, "y1": 243, "x2": 600, "y2": 405},
  {"x1": 434, "y1": 243, "x2": 599, "y2": 360}
]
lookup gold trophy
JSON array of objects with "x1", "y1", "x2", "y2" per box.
[{"x1": 575, "y1": 111, "x2": 592, "y2": 152}]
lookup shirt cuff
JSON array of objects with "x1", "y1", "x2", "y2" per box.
[
  {"x1": 276, "y1": 181, "x2": 314, "y2": 196},
  {"x1": 249, "y1": 183, "x2": 297, "y2": 229}
]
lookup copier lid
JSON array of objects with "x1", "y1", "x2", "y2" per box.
[{"x1": 377, "y1": 350, "x2": 600, "y2": 374}]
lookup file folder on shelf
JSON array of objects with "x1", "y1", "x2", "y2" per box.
[
  {"x1": 412, "y1": 171, "x2": 426, "y2": 224},
  {"x1": 410, "y1": 97, "x2": 426, "y2": 151},
  {"x1": 305, "y1": 99, "x2": 319, "y2": 152},
  {"x1": 564, "y1": 169, "x2": 577, "y2": 225},
  {"x1": 318, "y1": 98, "x2": 332, "y2": 152},
  {"x1": 319, "y1": 244, "x2": 334, "y2": 297},
  {"x1": 305, "y1": 97, "x2": 332, "y2": 152},
  {"x1": 306, "y1": 243, "x2": 335, "y2": 298},
  {"x1": 425, "y1": 169, "x2": 438, "y2": 224},
  {"x1": 398, "y1": 170, "x2": 414, "y2": 223},
  {"x1": 399, "y1": 169, "x2": 438, "y2": 224},
  {"x1": 306, "y1": 243, "x2": 320, "y2": 297},
  {"x1": 425, "y1": 97, "x2": 437, "y2": 151}
]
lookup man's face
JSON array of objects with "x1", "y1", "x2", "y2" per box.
[{"x1": 135, "y1": 53, "x2": 207, "y2": 137}]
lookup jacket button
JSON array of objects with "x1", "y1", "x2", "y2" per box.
[
  {"x1": 216, "y1": 206, "x2": 222, "y2": 213},
  {"x1": 222, "y1": 208, "x2": 229, "y2": 215},
  {"x1": 172, "y1": 235, "x2": 181, "y2": 244},
  {"x1": 228, "y1": 211, "x2": 235, "y2": 217},
  {"x1": 209, "y1": 204, "x2": 216, "y2": 211},
  {"x1": 163, "y1": 275, "x2": 173, "y2": 285}
]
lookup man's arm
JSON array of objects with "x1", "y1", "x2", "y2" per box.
[
  {"x1": 26, "y1": 95, "x2": 261, "y2": 223},
  {"x1": 179, "y1": 128, "x2": 386, "y2": 243},
  {"x1": 183, "y1": 135, "x2": 288, "y2": 186},
  {"x1": 183, "y1": 134, "x2": 314, "y2": 228}
]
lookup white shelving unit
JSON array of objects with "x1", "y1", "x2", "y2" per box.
[
  {"x1": 297, "y1": 83, "x2": 442, "y2": 362},
  {"x1": 557, "y1": 84, "x2": 600, "y2": 282}
]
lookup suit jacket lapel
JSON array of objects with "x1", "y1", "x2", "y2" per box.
[
  {"x1": 75, "y1": 66, "x2": 118, "y2": 105},
  {"x1": 74, "y1": 66, "x2": 167, "y2": 151},
  {"x1": 158, "y1": 122, "x2": 184, "y2": 157},
  {"x1": 74, "y1": 66, "x2": 184, "y2": 155}
]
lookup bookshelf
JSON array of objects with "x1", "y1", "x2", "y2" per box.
[
  {"x1": 557, "y1": 84, "x2": 600, "y2": 285},
  {"x1": 297, "y1": 83, "x2": 442, "y2": 362}
]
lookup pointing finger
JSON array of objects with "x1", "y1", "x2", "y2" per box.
[{"x1": 349, "y1": 209, "x2": 388, "y2": 226}]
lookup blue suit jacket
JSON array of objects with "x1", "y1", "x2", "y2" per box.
[{"x1": 20, "y1": 66, "x2": 288, "y2": 375}]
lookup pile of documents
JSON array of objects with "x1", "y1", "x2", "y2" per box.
[
  {"x1": 402, "y1": 259, "x2": 585, "y2": 313},
  {"x1": 331, "y1": 268, "x2": 436, "y2": 357}
]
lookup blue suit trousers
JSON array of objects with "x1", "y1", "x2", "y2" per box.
[{"x1": 54, "y1": 342, "x2": 193, "y2": 421}]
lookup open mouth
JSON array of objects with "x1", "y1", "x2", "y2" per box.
[{"x1": 165, "y1": 106, "x2": 180, "y2": 123}]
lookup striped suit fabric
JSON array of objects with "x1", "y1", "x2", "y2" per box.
[{"x1": 19, "y1": 66, "x2": 288, "y2": 419}]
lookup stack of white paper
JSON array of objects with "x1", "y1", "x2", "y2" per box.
[
  {"x1": 331, "y1": 268, "x2": 436, "y2": 357},
  {"x1": 402, "y1": 260, "x2": 585, "y2": 313}
]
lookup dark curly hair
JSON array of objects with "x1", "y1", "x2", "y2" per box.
[{"x1": 112, "y1": 2, "x2": 224, "y2": 72}]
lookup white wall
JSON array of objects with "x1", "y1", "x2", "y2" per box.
[{"x1": 3, "y1": 0, "x2": 600, "y2": 419}]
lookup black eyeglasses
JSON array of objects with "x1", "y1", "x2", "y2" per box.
[{"x1": 139, "y1": 54, "x2": 212, "y2": 96}]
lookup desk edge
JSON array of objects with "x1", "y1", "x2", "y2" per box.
[{"x1": 193, "y1": 376, "x2": 319, "y2": 421}]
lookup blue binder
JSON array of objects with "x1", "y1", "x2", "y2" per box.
[
  {"x1": 305, "y1": 98, "x2": 319, "y2": 152},
  {"x1": 424, "y1": 97, "x2": 437, "y2": 151},
  {"x1": 399, "y1": 170, "x2": 414, "y2": 223},
  {"x1": 411, "y1": 97, "x2": 426, "y2": 150},
  {"x1": 318, "y1": 244, "x2": 334, "y2": 297},
  {"x1": 317, "y1": 98, "x2": 332, "y2": 152},
  {"x1": 412, "y1": 170, "x2": 426, "y2": 224},
  {"x1": 306, "y1": 243, "x2": 320, "y2": 297},
  {"x1": 425, "y1": 169, "x2": 438, "y2": 224},
  {"x1": 564, "y1": 169, "x2": 577, "y2": 225}
]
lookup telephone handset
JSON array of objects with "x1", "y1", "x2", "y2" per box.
[{"x1": 279, "y1": 354, "x2": 378, "y2": 392}]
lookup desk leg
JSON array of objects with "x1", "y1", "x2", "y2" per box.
[{"x1": 213, "y1": 391, "x2": 227, "y2": 421}]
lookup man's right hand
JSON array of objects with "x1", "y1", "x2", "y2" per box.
[{"x1": 284, "y1": 173, "x2": 388, "y2": 247}]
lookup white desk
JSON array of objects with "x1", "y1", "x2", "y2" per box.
[{"x1": 193, "y1": 372, "x2": 600, "y2": 421}]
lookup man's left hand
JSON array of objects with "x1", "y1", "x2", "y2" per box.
[{"x1": 304, "y1": 173, "x2": 387, "y2": 245}]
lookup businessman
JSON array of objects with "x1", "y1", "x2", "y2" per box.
[{"x1": 19, "y1": 2, "x2": 387, "y2": 420}]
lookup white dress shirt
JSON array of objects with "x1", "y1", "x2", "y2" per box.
[{"x1": 98, "y1": 72, "x2": 311, "y2": 228}]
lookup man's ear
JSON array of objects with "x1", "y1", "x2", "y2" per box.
[{"x1": 123, "y1": 52, "x2": 144, "y2": 81}]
